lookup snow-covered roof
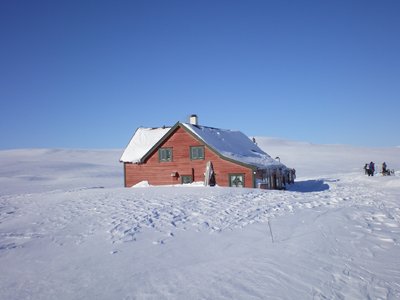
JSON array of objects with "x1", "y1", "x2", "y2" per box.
[
  {"x1": 182, "y1": 123, "x2": 284, "y2": 169},
  {"x1": 120, "y1": 127, "x2": 171, "y2": 163},
  {"x1": 120, "y1": 122, "x2": 286, "y2": 169}
]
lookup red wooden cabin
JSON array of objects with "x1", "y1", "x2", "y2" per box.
[{"x1": 120, "y1": 115, "x2": 293, "y2": 189}]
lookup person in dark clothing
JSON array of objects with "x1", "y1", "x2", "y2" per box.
[
  {"x1": 382, "y1": 162, "x2": 387, "y2": 175},
  {"x1": 364, "y1": 163, "x2": 368, "y2": 175},
  {"x1": 369, "y1": 161, "x2": 375, "y2": 176}
]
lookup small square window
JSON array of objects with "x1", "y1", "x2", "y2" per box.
[
  {"x1": 181, "y1": 175, "x2": 193, "y2": 184},
  {"x1": 229, "y1": 174, "x2": 244, "y2": 187},
  {"x1": 190, "y1": 146, "x2": 205, "y2": 160},
  {"x1": 159, "y1": 148, "x2": 172, "y2": 162}
]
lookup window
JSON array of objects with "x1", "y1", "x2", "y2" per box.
[
  {"x1": 190, "y1": 146, "x2": 205, "y2": 160},
  {"x1": 181, "y1": 175, "x2": 193, "y2": 184},
  {"x1": 229, "y1": 174, "x2": 244, "y2": 187},
  {"x1": 159, "y1": 148, "x2": 172, "y2": 162}
]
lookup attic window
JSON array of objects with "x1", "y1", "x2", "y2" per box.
[
  {"x1": 159, "y1": 148, "x2": 172, "y2": 162},
  {"x1": 190, "y1": 146, "x2": 205, "y2": 160}
]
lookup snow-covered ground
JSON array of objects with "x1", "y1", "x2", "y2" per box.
[{"x1": 1, "y1": 140, "x2": 399, "y2": 299}]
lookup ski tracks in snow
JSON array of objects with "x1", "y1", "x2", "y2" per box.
[
  {"x1": 1, "y1": 174, "x2": 400, "y2": 299},
  {"x1": 1, "y1": 174, "x2": 398, "y2": 251}
]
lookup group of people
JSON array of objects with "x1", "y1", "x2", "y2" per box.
[
  {"x1": 364, "y1": 161, "x2": 391, "y2": 176},
  {"x1": 364, "y1": 162, "x2": 375, "y2": 176}
]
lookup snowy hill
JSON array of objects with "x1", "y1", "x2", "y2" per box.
[
  {"x1": 0, "y1": 149, "x2": 122, "y2": 195},
  {"x1": 0, "y1": 141, "x2": 399, "y2": 299},
  {"x1": 256, "y1": 137, "x2": 400, "y2": 177}
]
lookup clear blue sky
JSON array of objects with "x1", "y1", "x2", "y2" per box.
[{"x1": 1, "y1": 0, "x2": 399, "y2": 149}]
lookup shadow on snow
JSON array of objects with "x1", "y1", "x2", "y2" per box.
[{"x1": 287, "y1": 179, "x2": 330, "y2": 193}]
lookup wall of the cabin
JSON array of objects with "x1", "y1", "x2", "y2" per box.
[{"x1": 124, "y1": 126, "x2": 254, "y2": 187}]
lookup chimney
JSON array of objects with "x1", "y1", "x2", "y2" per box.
[{"x1": 189, "y1": 114, "x2": 198, "y2": 125}]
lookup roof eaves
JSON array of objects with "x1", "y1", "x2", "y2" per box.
[
  {"x1": 119, "y1": 127, "x2": 141, "y2": 163},
  {"x1": 140, "y1": 122, "x2": 180, "y2": 163}
]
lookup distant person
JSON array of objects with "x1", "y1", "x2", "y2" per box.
[
  {"x1": 364, "y1": 163, "x2": 368, "y2": 175},
  {"x1": 369, "y1": 161, "x2": 375, "y2": 176},
  {"x1": 382, "y1": 162, "x2": 387, "y2": 175}
]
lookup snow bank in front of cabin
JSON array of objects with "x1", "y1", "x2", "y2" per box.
[
  {"x1": 183, "y1": 123, "x2": 284, "y2": 169},
  {"x1": 132, "y1": 180, "x2": 209, "y2": 188},
  {"x1": 132, "y1": 180, "x2": 151, "y2": 187},
  {"x1": 120, "y1": 127, "x2": 171, "y2": 163},
  {"x1": 1, "y1": 171, "x2": 400, "y2": 299}
]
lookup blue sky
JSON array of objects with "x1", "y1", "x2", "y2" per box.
[{"x1": 1, "y1": 0, "x2": 399, "y2": 149}]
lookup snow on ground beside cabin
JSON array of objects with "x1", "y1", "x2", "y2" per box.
[
  {"x1": 256, "y1": 137, "x2": 400, "y2": 178},
  {"x1": 0, "y1": 149, "x2": 122, "y2": 195},
  {"x1": 0, "y1": 141, "x2": 400, "y2": 299}
]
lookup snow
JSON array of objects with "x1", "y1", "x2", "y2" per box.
[
  {"x1": 255, "y1": 137, "x2": 400, "y2": 178},
  {"x1": 0, "y1": 148, "x2": 122, "y2": 195},
  {"x1": 132, "y1": 180, "x2": 151, "y2": 187},
  {"x1": 120, "y1": 127, "x2": 171, "y2": 163},
  {"x1": 1, "y1": 140, "x2": 400, "y2": 299},
  {"x1": 183, "y1": 123, "x2": 283, "y2": 168},
  {"x1": 120, "y1": 123, "x2": 285, "y2": 169}
]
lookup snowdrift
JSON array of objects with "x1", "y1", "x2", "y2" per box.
[{"x1": 0, "y1": 140, "x2": 399, "y2": 299}]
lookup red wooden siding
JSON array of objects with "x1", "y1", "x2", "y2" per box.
[{"x1": 124, "y1": 126, "x2": 254, "y2": 187}]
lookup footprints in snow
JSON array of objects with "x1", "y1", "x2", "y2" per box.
[{"x1": 3, "y1": 179, "x2": 398, "y2": 250}]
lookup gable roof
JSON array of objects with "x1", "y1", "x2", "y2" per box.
[
  {"x1": 181, "y1": 123, "x2": 283, "y2": 169},
  {"x1": 120, "y1": 122, "x2": 286, "y2": 170},
  {"x1": 120, "y1": 126, "x2": 171, "y2": 163}
]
